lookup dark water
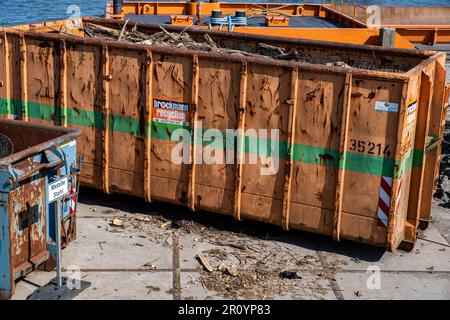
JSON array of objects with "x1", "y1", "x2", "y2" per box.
[{"x1": 0, "y1": 0, "x2": 449, "y2": 26}]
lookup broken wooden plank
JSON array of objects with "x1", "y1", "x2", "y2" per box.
[{"x1": 196, "y1": 254, "x2": 214, "y2": 272}]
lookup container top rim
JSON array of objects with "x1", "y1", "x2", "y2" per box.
[
  {"x1": 84, "y1": 17, "x2": 435, "y2": 59},
  {"x1": 0, "y1": 119, "x2": 81, "y2": 165},
  {"x1": 2, "y1": 21, "x2": 419, "y2": 81}
]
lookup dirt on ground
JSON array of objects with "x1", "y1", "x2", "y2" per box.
[
  {"x1": 192, "y1": 247, "x2": 329, "y2": 299},
  {"x1": 103, "y1": 209, "x2": 332, "y2": 299}
]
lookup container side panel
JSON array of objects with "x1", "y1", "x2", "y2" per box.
[
  {"x1": 0, "y1": 34, "x2": 8, "y2": 119},
  {"x1": 0, "y1": 195, "x2": 13, "y2": 300},
  {"x1": 108, "y1": 48, "x2": 145, "y2": 196},
  {"x1": 342, "y1": 78, "x2": 402, "y2": 216},
  {"x1": 340, "y1": 78, "x2": 403, "y2": 245},
  {"x1": 25, "y1": 38, "x2": 59, "y2": 127},
  {"x1": 392, "y1": 72, "x2": 421, "y2": 248},
  {"x1": 289, "y1": 72, "x2": 344, "y2": 234},
  {"x1": 193, "y1": 59, "x2": 240, "y2": 214},
  {"x1": 7, "y1": 35, "x2": 22, "y2": 118},
  {"x1": 405, "y1": 64, "x2": 435, "y2": 243},
  {"x1": 66, "y1": 44, "x2": 103, "y2": 188},
  {"x1": 419, "y1": 57, "x2": 447, "y2": 224},
  {"x1": 9, "y1": 177, "x2": 47, "y2": 275},
  {"x1": 150, "y1": 53, "x2": 192, "y2": 204},
  {"x1": 2, "y1": 25, "x2": 445, "y2": 249},
  {"x1": 239, "y1": 64, "x2": 290, "y2": 225}
]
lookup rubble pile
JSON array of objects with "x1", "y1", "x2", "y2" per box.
[
  {"x1": 436, "y1": 123, "x2": 450, "y2": 206},
  {"x1": 105, "y1": 209, "x2": 332, "y2": 299},
  {"x1": 194, "y1": 246, "x2": 328, "y2": 299},
  {"x1": 82, "y1": 22, "x2": 404, "y2": 73}
]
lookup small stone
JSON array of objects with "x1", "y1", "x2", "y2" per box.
[{"x1": 110, "y1": 218, "x2": 124, "y2": 228}]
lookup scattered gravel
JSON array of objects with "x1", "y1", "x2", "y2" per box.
[{"x1": 435, "y1": 123, "x2": 450, "y2": 206}]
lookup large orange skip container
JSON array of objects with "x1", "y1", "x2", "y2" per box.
[{"x1": 0, "y1": 18, "x2": 448, "y2": 250}]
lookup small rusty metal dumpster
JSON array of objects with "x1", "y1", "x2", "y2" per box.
[
  {"x1": 0, "y1": 18, "x2": 448, "y2": 251},
  {"x1": 0, "y1": 119, "x2": 80, "y2": 300}
]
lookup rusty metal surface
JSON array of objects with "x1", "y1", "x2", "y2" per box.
[
  {"x1": 0, "y1": 19, "x2": 446, "y2": 252},
  {"x1": 0, "y1": 133, "x2": 14, "y2": 158},
  {"x1": 9, "y1": 177, "x2": 47, "y2": 279},
  {"x1": 3, "y1": 18, "x2": 433, "y2": 84},
  {"x1": 0, "y1": 120, "x2": 81, "y2": 299},
  {"x1": 0, "y1": 119, "x2": 80, "y2": 165}
]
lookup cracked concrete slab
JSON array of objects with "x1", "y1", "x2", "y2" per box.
[
  {"x1": 63, "y1": 217, "x2": 173, "y2": 270},
  {"x1": 322, "y1": 223, "x2": 450, "y2": 273},
  {"x1": 335, "y1": 271, "x2": 450, "y2": 300}
]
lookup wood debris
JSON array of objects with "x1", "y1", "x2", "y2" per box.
[
  {"x1": 160, "y1": 221, "x2": 171, "y2": 229},
  {"x1": 81, "y1": 22, "x2": 401, "y2": 72},
  {"x1": 225, "y1": 265, "x2": 239, "y2": 277},
  {"x1": 197, "y1": 254, "x2": 214, "y2": 272}
]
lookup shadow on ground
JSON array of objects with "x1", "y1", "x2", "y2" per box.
[
  {"x1": 79, "y1": 187, "x2": 385, "y2": 262},
  {"x1": 24, "y1": 277, "x2": 91, "y2": 300}
]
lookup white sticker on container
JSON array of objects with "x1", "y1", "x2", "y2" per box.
[
  {"x1": 407, "y1": 101, "x2": 417, "y2": 115},
  {"x1": 407, "y1": 112, "x2": 416, "y2": 124},
  {"x1": 152, "y1": 99, "x2": 190, "y2": 127},
  {"x1": 404, "y1": 122, "x2": 415, "y2": 134},
  {"x1": 48, "y1": 177, "x2": 69, "y2": 203},
  {"x1": 375, "y1": 101, "x2": 399, "y2": 113}
]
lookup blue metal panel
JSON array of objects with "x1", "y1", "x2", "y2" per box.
[
  {"x1": 0, "y1": 119, "x2": 80, "y2": 299},
  {"x1": 0, "y1": 196, "x2": 12, "y2": 300}
]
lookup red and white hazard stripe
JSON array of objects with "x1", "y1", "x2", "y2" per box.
[
  {"x1": 68, "y1": 189, "x2": 77, "y2": 215},
  {"x1": 377, "y1": 176, "x2": 392, "y2": 228}
]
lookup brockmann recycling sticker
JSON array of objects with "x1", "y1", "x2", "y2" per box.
[
  {"x1": 152, "y1": 99, "x2": 190, "y2": 127},
  {"x1": 48, "y1": 177, "x2": 69, "y2": 203}
]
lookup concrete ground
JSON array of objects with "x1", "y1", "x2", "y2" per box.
[{"x1": 11, "y1": 188, "x2": 450, "y2": 300}]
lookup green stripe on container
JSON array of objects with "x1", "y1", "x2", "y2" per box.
[
  {"x1": 344, "y1": 152, "x2": 395, "y2": 177},
  {"x1": 412, "y1": 149, "x2": 424, "y2": 168},
  {"x1": 0, "y1": 98, "x2": 425, "y2": 178}
]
